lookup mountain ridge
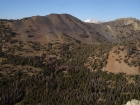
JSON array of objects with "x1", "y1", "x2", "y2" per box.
[{"x1": 1, "y1": 13, "x2": 140, "y2": 45}]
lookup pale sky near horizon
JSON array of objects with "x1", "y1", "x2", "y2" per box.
[{"x1": 0, "y1": 0, "x2": 140, "y2": 21}]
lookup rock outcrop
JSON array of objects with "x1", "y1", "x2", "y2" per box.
[{"x1": 125, "y1": 99, "x2": 140, "y2": 105}]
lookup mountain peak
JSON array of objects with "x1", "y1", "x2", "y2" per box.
[{"x1": 84, "y1": 19, "x2": 102, "y2": 24}]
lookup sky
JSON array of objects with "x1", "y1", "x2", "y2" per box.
[{"x1": 0, "y1": 0, "x2": 140, "y2": 21}]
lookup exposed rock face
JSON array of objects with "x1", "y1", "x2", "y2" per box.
[
  {"x1": 125, "y1": 99, "x2": 140, "y2": 105},
  {"x1": 88, "y1": 18, "x2": 140, "y2": 43},
  {"x1": 115, "y1": 18, "x2": 140, "y2": 31}
]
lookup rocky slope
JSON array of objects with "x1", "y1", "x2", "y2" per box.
[
  {"x1": 89, "y1": 18, "x2": 140, "y2": 43},
  {"x1": 125, "y1": 99, "x2": 140, "y2": 105}
]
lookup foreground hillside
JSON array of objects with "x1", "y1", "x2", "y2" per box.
[
  {"x1": 0, "y1": 42, "x2": 140, "y2": 105},
  {"x1": 0, "y1": 14, "x2": 140, "y2": 105}
]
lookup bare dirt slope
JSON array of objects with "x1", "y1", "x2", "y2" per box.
[
  {"x1": 7, "y1": 14, "x2": 108, "y2": 44},
  {"x1": 103, "y1": 45, "x2": 140, "y2": 75}
]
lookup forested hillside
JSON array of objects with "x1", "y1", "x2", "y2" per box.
[{"x1": 0, "y1": 14, "x2": 140, "y2": 105}]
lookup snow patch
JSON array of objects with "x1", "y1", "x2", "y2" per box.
[{"x1": 84, "y1": 19, "x2": 102, "y2": 24}]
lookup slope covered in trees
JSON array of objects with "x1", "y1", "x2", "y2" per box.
[{"x1": 0, "y1": 42, "x2": 140, "y2": 105}]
